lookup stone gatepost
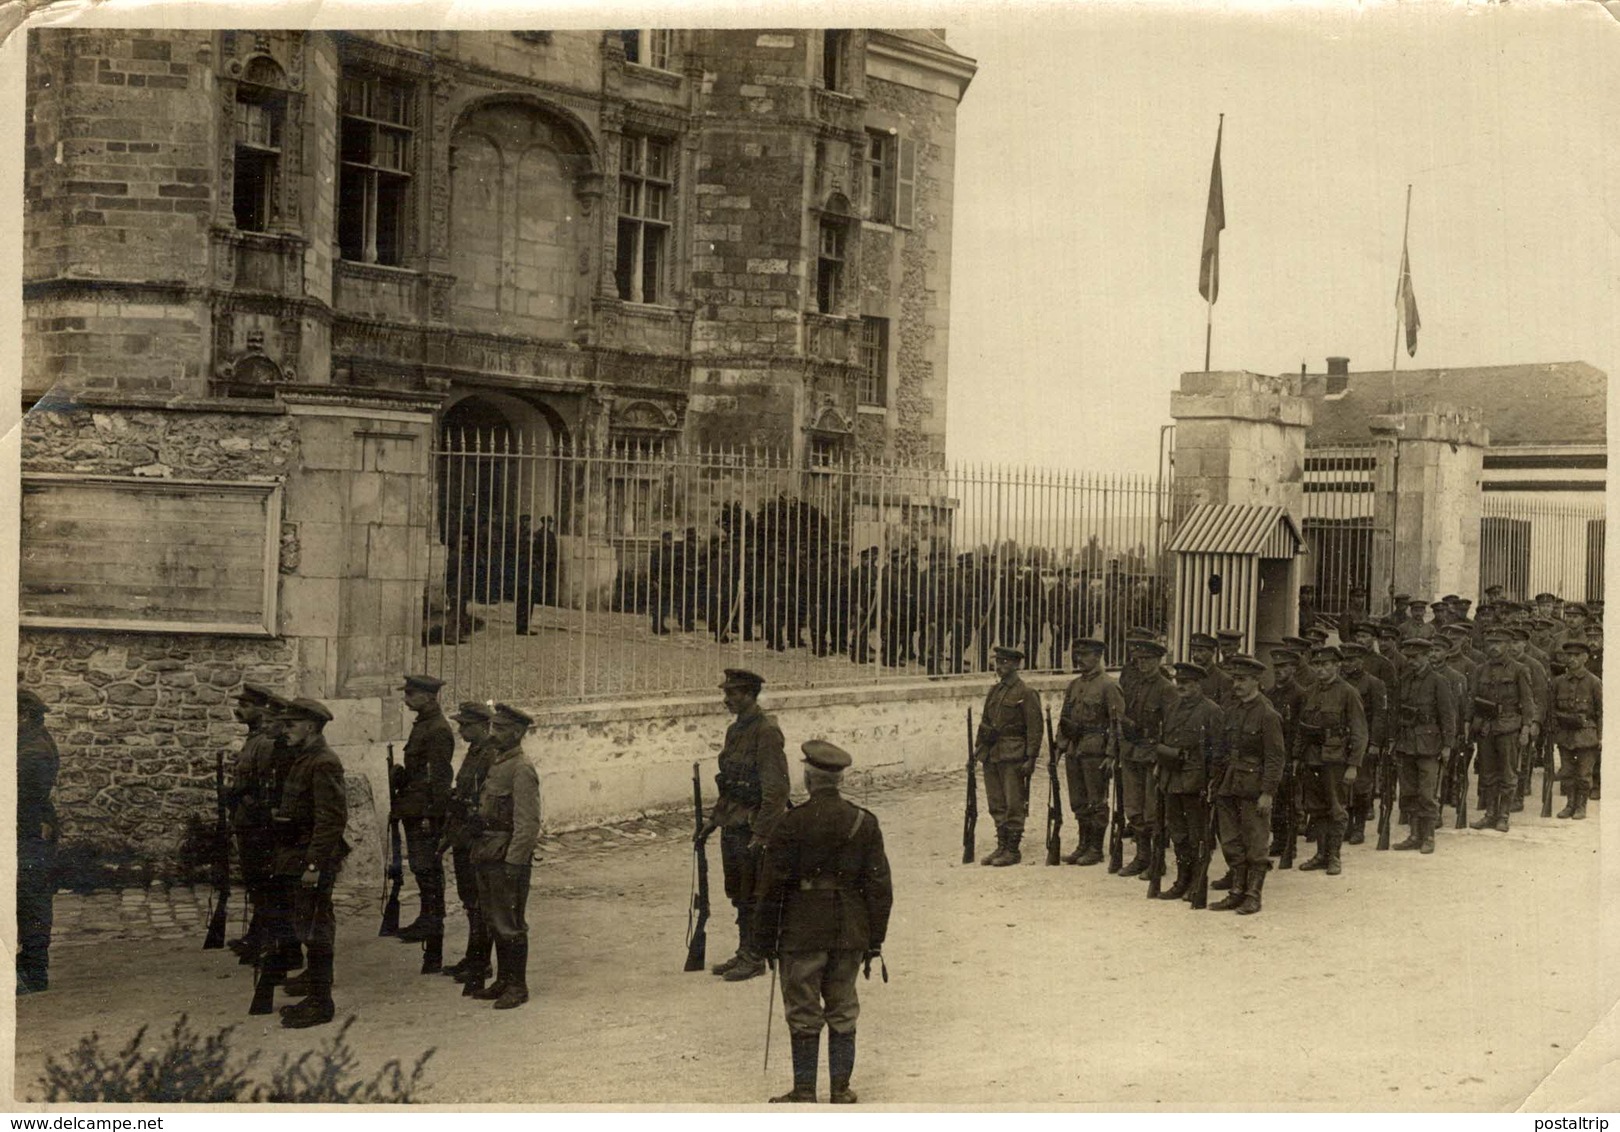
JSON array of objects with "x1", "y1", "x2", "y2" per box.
[
  {"x1": 1368, "y1": 407, "x2": 1489, "y2": 611},
  {"x1": 1169, "y1": 371, "x2": 1312, "y2": 514}
]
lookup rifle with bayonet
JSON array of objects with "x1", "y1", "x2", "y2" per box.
[
  {"x1": 203, "y1": 748, "x2": 230, "y2": 950},
  {"x1": 962, "y1": 709, "x2": 979, "y2": 865},
  {"x1": 1539, "y1": 722, "x2": 1556, "y2": 818},
  {"x1": 684, "y1": 761, "x2": 710, "y2": 972},
  {"x1": 1106, "y1": 726, "x2": 1125, "y2": 874},
  {"x1": 379, "y1": 744, "x2": 404, "y2": 937},
  {"x1": 1043, "y1": 708, "x2": 1063, "y2": 866},
  {"x1": 1454, "y1": 730, "x2": 1470, "y2": 829},
  {"x1": 1278, "y1": 754, "x2": 1301, "y2": 870},
  {"x1": 1375, "y1": 740, "x2": 1396, "y2": 850},
  {"x1": 1145, "y1": 762, "x2": 1167, "y2": 898}
]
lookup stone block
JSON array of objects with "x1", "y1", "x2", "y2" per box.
[
  {"x1": 367, "y1": 525, "x2": 415, "y2": 581},
  {"x1": 283, "y1": 468, "x2": 346, "y2": 524},
  {"x1": 294, "y1": 520, "x2": 349, "y2": 579},
  {"x1": 348, "y1": 472, "x2": 381, "y2": 525},
  {"x1": 293, "y1": 416, "x2": 360, "y2": 471},
  {"x1": 278, "y1": 575, "x2": 341, "y2": 638}
]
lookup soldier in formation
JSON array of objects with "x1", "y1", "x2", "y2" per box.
[
  {"x1": 973, "y1": 645, "x2": 1044, "y2": 866},
  {"x1": 468, "y1": 704, "x2": 540, "y2": 1010},
  {"x1": 394, "y1": 675, "x2": 456, "y2": 961},
  {"x1": 440, "y1": 700, "x2": 497, "y2": 994},
  {"x1": 1054, "y1": 637, "x2": 1124, "y2": 866}
]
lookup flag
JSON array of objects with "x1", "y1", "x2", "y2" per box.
[
  {"x1": 1398, "y1": 244, "x2": 1420, "y2": 356},
  {"x1": 1199, "y1": 117, "x2": 1225, "y2": 303}
]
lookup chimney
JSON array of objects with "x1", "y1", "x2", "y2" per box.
[{"x1": 1325, "y1": 356, "x2": 1350, "y2": 394}]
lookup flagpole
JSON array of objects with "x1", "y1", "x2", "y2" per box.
[
  {"x1": 1390, "y1": 183, "x2": 1412, "y2": 381},
  {"x1": 1204, "y1": 296, "x2": 1213, "y2": 372},
  {"x1": 1200, "y1": 112, "x2": 1224, "y2": 372}
]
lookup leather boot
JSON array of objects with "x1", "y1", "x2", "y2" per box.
[
  {"x1": 722, "y1": 949, "x2": 768, "y2": 981},
  {"x1": 769, "y1": 1033, "x2": 819, "y2": 1103},
  {"x1": 1393, "y1": 814, "x2": 1422, "y2": 849},
  {"x1": 1557, "y1": 783, "x2": 1577, "y2": 819},
  {"x1": 460, "y1": 929, "x2": 495, "y2": 994},
  {"x1": 282, "y1": 969, "x2": 315, "y2": 997},
  {"x1": 493, "y1": 940, "x2": 529, "y2": 1009},
  {"x1": 1418, "y1": 816, "x2": 1436, "y2": 854},
  {"x1": 1119, "y1": 832, "x2": 1149, "y2": 877},
  {"x1": 994, "y1": 833, "x2": 1022, "y2": 867},
  {"x1": 1346, "y1": 802, "x2": 1367, "y2": 845},
  {"x1": 470, "y1": 940, "x2": 511, "y2": 1000},
  {"x1": 1298, "y1": 820, "x2": 1329, "y2": 870},
  {"x1": 281, "y1": 950, "x2": 335, "y2": 1029},
  {"x1": 1062, "y1": 820, "x2": 1088, "y2": 865},
  {"x1": 1572, "y1": 783, "x2": 1588, "y2": 820},
  {"x1": 1236, "y1": 863, "x2": 1268, "y2": 915},
  {"x1": 981, "y1": 827, "x2": 1004, "y2": 866},
  {"x1": 421, "y1": 932, "x2": 443, "y2": 975},
  {"x1": 1494, "y1": 789, "x2": 1512, "y2": 832},
  {"x1": 452, "y1": 912, "x2": 492, "y2": 980},
  {"x1": 1209, "y1": 864, "x2": 1246, "y2": 911},
  {"x1": 1324, "y1": 825, "x2": 1343, "y2": 875},
  {"x1": 1160, "y1": 843, "x2": 1192, "y2": 900},
  {"x1": 1209, "y1": 866, "x2": 1234, "y2": 892},
  {"x1": 1076, "y1": 822, "x2": 1105, "y2": 867},
  {"x1": 1469, "y1": 795, "x2": 1497, "y2": 830},
  {"x1": 713, "y1": 921, "x2": 754, "y2": 976},
  {"x1": 397, "y1": 916, "x2": 433, "y2": 943},
  {"x1": 828, "y1": 1029, "x2": 857, "y2": 1104}
]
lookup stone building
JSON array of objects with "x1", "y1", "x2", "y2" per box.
[
  {"x1": 24, "y1": 28, "x2": 976, "y2": 461},
  {"x1": 17, "y1": 28, "x2": 976, "y2": 873}
]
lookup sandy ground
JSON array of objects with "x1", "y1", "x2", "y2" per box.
[{"x1": 12, "y1": 771, "x2": 1611, "y2": 1110}]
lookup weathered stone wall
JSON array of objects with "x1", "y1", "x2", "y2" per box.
[{"x1": 21, "y1": 396, "x2": 298, "y2": 478}]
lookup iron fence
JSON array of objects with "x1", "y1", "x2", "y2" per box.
[
  {"x1": 1301, "y1": 444, "x2": 1380, "y2": 622},
  {"x1": 413, "y1": 431, "x2": 1186, "y2": 705},
  {"x1": 1479, "y1": 494, "x2": 1605, "y2": 603}
]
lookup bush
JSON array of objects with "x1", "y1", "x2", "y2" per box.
[{"x1": 38, "y1": 1014, "x2": 434, "y2": 1104}]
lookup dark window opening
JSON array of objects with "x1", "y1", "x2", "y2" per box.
[
  {"x1": 857, "y1": 316, "x2": 888, "y2": 406},
  {"x1": 338, "y1": 71, "x2": 414, "y2": 265},
  {"x1": 816, "y1": 221, "x2": 845, "y2": 314}
]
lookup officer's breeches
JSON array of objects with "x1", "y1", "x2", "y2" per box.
[
  {"x1": 1215, "y1": 796, "x2": 1268, "y2": 867},
  {"x1": 982, "y1": 759, "x2": 1030, "y2": 837},
  {"x1": 475, "y1": 861, "x2": 532, "y2": 945},
  {"x1": 1395, "y1": 754, "x2": 1440, "y2": 821},
  {"x1": 405, "y1": 818, "x2": 446, "y2": 923},
  {"x1": 779, "y1": 950, "x2": 863, "y2": 1038}
]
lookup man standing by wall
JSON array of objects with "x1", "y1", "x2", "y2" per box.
[
  {"x1": 754, "y1": 740, "x2": 893, "y2": 1105},
  {"x1": 974, "y1": 646, "x2": 1044, "y2": 867},
  {"x1": 698, "y1": 668, "x2": 791, "y2": 982},
  {"x1": 17, "y1": 689, "x2": 60, "y2": 995},
  {"x1": 395, "y1": 676, "x2": 455, "y2": 951}
]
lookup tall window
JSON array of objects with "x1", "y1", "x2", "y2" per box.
[
  {"x1": 233, "y1": 87, "x2": 283, "y2": 232},
  {"x1": 617, "y1": 134, "x2": 673, "y2": 305},
  {"x1": 822, "y1": 31, "x2": 849, "y2": 92},
  {"x1": 338, "y1": 71, "x2": 413, "y2": 266},
  {"x1": 816, "y1": 221, "x2": 845, "y2": 314},
  {"x1": 621, "y1": 29, "x2": 674, "y2": 70},
  {"x1": 858, "y1": 316, "x2": 888, "y2": 406},
  {"x1": 865, "y1": 130, "x2": 895, "y2": 224}
]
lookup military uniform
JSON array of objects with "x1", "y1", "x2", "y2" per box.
[
  {"x1": 1118, "y1": 643, "x2": 1175, "y2": 878},
  {"x1": 470, "y1": 704, "x2": 541, "y2": 1009},
  {"x1": 1391, "y1": 641, "x2": 1457, "y2": 852},
  {"x1": 1340, "y1": 649, "x2": 1387, "y2": 846},
  {"x1": 268, "y1": 698, "x2": 348, "y2": 1028},
  {"x1": 227, "y1": 684, "x2": 289, "y2": 962},
  {"x1": 1294, "y1": 647, "x2": 1368, "y2": 875},
  {"x1": 1550, "y1": 643, "x2": 1602, "y2": 819},
  {"x1": 755, "y1": 741, "x2": 893, "y2": 1105},
  {"x1": 1469, "y1": 635, "x2": 1537, "y2": 830},
  {"x1": 17, "y1": 691, "x2": 60, "y2": 994},
  {"x1": 1512, "y1": 637, "x2": 1551, "y2": 811},
  {"x1": 441, "y1": 701, "x2": 499, "y2": 992},
  {"x1": 1211, "y1": 661, "x2": 1286, "y2": 915},
  {"x1": 394, "y1": 675, "x2": 456, "y2": 944},
  {"x1": 1056, "y1": 640, "x2": 1125, "y2": 866},
  {"x1": 1154, "y1": 665, "x2": 1224, "y2": 900},
  {"x1": 975, "y1": 646, "x2": 1044, "y2": 865},
  {"x1": 707, "y1": 669, "x2": 792, "y2": 978}
]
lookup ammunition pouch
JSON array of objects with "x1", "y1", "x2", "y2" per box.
[
  {"x1": 1555, "y1": 711, "x2": 1587, "y2": 731},
  {"x1": 715, "y1": 770, "x2": 763, "y2": 809},
  {"x1": 976, "y1": 723, "x2": 1002, "y2": 748},
  {"x1": 1473, "y1": 698, "x2": 1500, "y2": 721},
  {"x1": 1297, "y1": 722, "x2": 1326, "y2": 744}
]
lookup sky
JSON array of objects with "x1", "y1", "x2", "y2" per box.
[{"x1": 944, "y1": 1, "x2": 1620, "y2": 474}]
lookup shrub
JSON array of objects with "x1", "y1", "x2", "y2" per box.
[{"x1": 38, "y1": 1014, "x2": 434, "y2": 1104}]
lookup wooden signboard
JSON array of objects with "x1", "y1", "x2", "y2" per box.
[{"x1": 20, "y1": 473, "x2": 282, "y2": 636}]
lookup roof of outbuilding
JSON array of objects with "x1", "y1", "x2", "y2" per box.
[
  {"x1": 1301, "y1": 361, "x2": 1606, "y2": 448},
  {"x1": 1168, "y1": 504, "x2": 1305, "y2": 558}
]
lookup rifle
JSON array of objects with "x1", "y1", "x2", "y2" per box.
[
  {"x1": 684, "y1": 761, "x2": 710, "y2": 972},
  {"x1": 1278, "y1": 758, "x2": 1300, "y2": 870},
  {"x1": 1106, "y1": 731, "x2": 1125, "y2": 874},
  {"x1": 203, "y1": 748, "x2": 230, "y2": 950},
  {"x1": 1146, "y1": 765, "x2": 1167, "y2": 898},
  {"x1": 379, "y1": 744, "x2": 404, "y2": 937},
  {"x1": 1540, "y1": 729, "x2": 1556, "y2": 818},
  {"x1": 1189, "y1": 781, "x2": 1218, "y2": 910},
  {"x1": 1375, "y1": 745, "x2": 1395, "y2": 851},
  {"x1": 1454, "y1": 737, "x2": 1470, "y2": 829},
  {"x1": 1043, "y1": 708, "x2": 1063, "y2": 866},
  {"x1": 962, "y1": 709, "x2": 979, "y2": 865}
]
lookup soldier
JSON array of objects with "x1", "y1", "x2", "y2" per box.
[
  {"x1": 698, "y1": 669, "x2": 791, "y2": 981},
  {"x1": 1118, "y1": 640, "x2": 1175, "y2": 878},
  {"x1": 1387, "y1": 593, "x2": 1412, "y2": 629},
  {"x1": 1390, "y1": 639, "x2": 1457, "y2": 853},
  {"x1": 1154, "y1": 662, "x2": 1224, "y2": 900},
  {"x1": 849, "y1": 548, "x2": 879, "y2": 665},
  {"x1": 1350, "y1": 621, "x2": 1399, "y2": 691},
  {"x1": 1435, "y1": 631, "x2": 1473, "y2": 821},
  {"x1": 880, "y1": 549, "x2": 904, "y2": 667},
  {"x1": 1188, "y1": 633, "x2": 1234, "y2": 707},
  {"x1": 17, "y1": 689, "x2": 60, "y2": 995},
  {"x1": 466, "y1": 703, "x2": 540, "y2": 1009},
  {"x1": 270, "y1": 698, "x2": 347, "y2": 1029},
  {"x1": 1508, "y1": 626, "x2": 1552, "y2": 813},
  {"x1": 227, "y1": 683, "x2": 289, "y2": 964},
  {"x1": 1469, "y1": 629, "x2": 1537, "y2": 832},
  {"x1": 1337, "y1": 585, "x2": 1371, "y2": 640},
  {"x1": 680, "y1": 526, "x2": 703, "y2": 634},
  {"x1": 1550, "y1": 641, "x2": 1601, "y2": 820},
  {"x1": 1055, "y1": 637, "x2": 1125, "y2": 866},
  {"x1": 973, "y1": 645, "x2": 1044, "y2": 867},
  {"x1": 1293, "y1": 646, "x2": 1368, "y2": 875},
  {"x1": 440, "y1": 701, "x2": 498, "y2": 995},
  {"x1": 1401, "y1": 598, "x2": 1435, "y2": 639},
  {"x1": 1209, "y1": 656, "x2": 1286, "y2": 915},
  {"x1": 394, "y1": 675, "x2": 455, "y2": 955},
  {"x1": 650, "y1": 530, "x2": 676, "y2": 634},
  {"x1": 754, "y1": 741, "x2": 893, "y2": 1105},
  {"x1": 1216, "y1": 629, "x2": 1246, "y2": 667},
  {"x1": 1339, "y1": 643, "x2": 1387, "y2": 846}
]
